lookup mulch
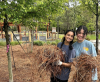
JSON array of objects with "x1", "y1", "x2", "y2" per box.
[{"x1": 0, "y1": 44, "x2": 100, "y2": 82}]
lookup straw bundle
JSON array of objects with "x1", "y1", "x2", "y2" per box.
[
  {"x1": 37, "y1": 46, "x2": 65, "y2": 77},
  {"x1": 68, "y1": 54, "x2": 98, "y2": 82}
]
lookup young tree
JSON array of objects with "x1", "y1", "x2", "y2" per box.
[
  {"x1": 0, "y1": 0, "x2": 69, "y2": 81},
  {"x1": 80, "y1": 0, "x2": 100, "y2": 54}
]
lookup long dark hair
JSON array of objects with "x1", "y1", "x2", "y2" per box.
[
  {"x1": 76, "y1": 25, "x2": 88, "y2": 35},
  {"x1": 60, "y1": 30, "x2": 75, "y2": 50}
]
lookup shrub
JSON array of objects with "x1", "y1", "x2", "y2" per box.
[
  {"x1": 33, "y1": 41, "x2": 44, "y2": 46},
  {"x1": 0, "y1": 41, "x2": 22, "y2": 46},
  {"x1": 0, "y1": 42, "x2": 6, "y2": 46},
  {"x1": 55, "y1": 39, "x2": 61, "y2": 44},
  {"x1": 73, "y1": 37, "x2": 77, "y2": 43},
  {"x1": 46, "y1": 41, "x2": 51, "y2": 45},
  {"x1": 85, "y1": 37, "x2": 90, "y2": 41},
  {"x1": 51, "y1": 41, "x2": 57, "y2": 45},
  {"x1": 33, "y1": 40, "x2": 61, "y2": 46},
  {"x1": 10, "y1": 41, "x2": 22, "y2": 46}
]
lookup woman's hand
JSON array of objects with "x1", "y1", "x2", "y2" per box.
[
  {"x1": 53, "y1": 60, "x2": 76, "y2": 68},
  {"x1": 55, "y1": 60, "x2": 62, "y2": 65}
]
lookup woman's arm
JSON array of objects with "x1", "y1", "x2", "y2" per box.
[
  {"x1": 62, "y1": 62, "x2": 73, "y2": 68},
  {"x1": 55, "y1": 48, "x2": 76, "y2": 68},
  {"x1": 55, "y1": 60, "x2": 73, "y2": 68},
  {"x1": 61, "y1": 49, "x2": 76, "y2": 68}
]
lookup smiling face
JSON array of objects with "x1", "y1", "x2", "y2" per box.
[
  {"x1": 76, "y1": 29, "x2": 86, "y2": 43},
  {"x1": 64, "y1": 31, "x2": 74, "y2": 43}
]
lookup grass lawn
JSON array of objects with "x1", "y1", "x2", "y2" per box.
[
  {"x1": 59, "y1": 34, "x2": 100, "y2": 40},
  {"x1": 86, "y1": 34, "x2": 100, "y2": 40}
]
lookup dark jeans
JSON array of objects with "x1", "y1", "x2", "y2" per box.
[{"x1": 50, "y1": 76, "x2": 68, "y2": 82}]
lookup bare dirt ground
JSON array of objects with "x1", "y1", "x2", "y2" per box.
[{"x1": 0, "y1": 44, "x2": 100, "y2": 82}]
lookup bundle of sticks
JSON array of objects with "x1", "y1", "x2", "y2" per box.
[
  {"x1": 36, "y1": 46, "x2": 65, "y2": 77},
  {"x1": 68, "y1": 54, "x2": 98, "y2": 82}
]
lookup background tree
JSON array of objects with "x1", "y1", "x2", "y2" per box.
[{"x1": 79, "y1": 0, "x2": 100, "y2": 54}]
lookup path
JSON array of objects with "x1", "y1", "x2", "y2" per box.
[{"x1": 90, "y1": 40, "x2": 100, "y2": 50}]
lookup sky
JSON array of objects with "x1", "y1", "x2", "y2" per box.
[
  {"x1": 69, "y1": 1, "x2": 80, "y2": 7},
  {"x1": 5, "y1": 0, "x2": 80, "y2": 8}
]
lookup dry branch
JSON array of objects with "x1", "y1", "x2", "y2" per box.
[
  {"x1": 36, "y1": 46, "x2": 65, "y2": 77},
  {"x1": 68, "y1": 54, "x2": 99, "y2": 82}
]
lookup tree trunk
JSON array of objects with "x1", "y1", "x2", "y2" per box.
[
  {"x1": 31, "y1": 29, "x2": 33, "y2": 53},
  {"x1": 96, "y1": 15, "x2": 98, "y2": 54},
  {"x1": 96, "y1": 2, "x2": 99, "y2": 55},
  {"x1": 49, "y1": 18, "x2": 50, "y2": 31},
  {"x1": 57, "y1": 20, "x2": 59, "y2": 39},
  {"x1": 4, "y1": 14, "x2": 13, "y2": 82}
]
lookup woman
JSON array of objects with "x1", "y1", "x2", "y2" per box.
[
  {"x1": 73, "y1": 25, "x2": 98, "y2": 82},
  {"x1": 51, "y1": 30, "x2": 76, "y2": 82}
]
